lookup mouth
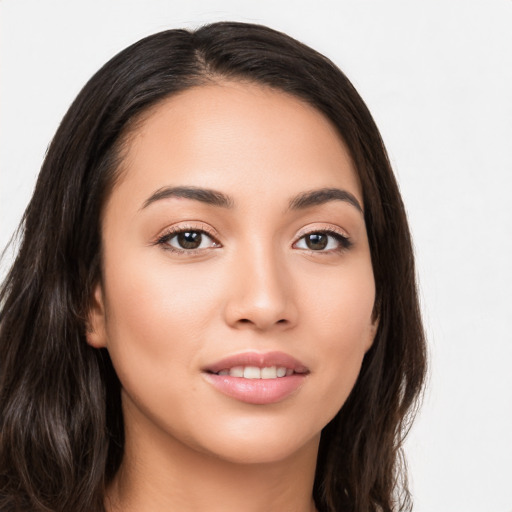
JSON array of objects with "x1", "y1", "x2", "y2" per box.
[
  {"x1": 202, "y1": 351, "x2": 309, "y2": 405},
  {"x1": 211, "y1": 366, "x2": 298, "y2": 379}
]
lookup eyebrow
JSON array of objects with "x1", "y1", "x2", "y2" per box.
[
  {"x1": 142, "y1": 186, "x2": 234, "y2": 210},
  {"x1": 288, "y1": 188, "x2": 363, "y2": 213},
  {"x1": 141, "y1": 185, "x2": 362, "y2": 214}
]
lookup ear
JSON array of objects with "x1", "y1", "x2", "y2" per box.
[
  {"x1": 364, "y1": 314, "x2": 380, "y2": 353},
  {"x1": 85, "y1": 283, "x2": 108, "y2": 349}
]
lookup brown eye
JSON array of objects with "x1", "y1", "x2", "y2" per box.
[
  {"x1": 176, "y1": 231, "x2": 203, "y2": 249},
  {"x1": 305, "y1": 233, "x2": 328, "y2": 250}
]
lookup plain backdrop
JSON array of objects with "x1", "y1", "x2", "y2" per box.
[{"x1": 1, "y1": 1, "x2": 511, "y2": 511}]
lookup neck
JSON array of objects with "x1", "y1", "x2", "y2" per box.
[{"x1": 106, "y1": 399, "x2": 319, "y2": 512}]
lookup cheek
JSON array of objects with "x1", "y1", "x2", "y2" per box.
[
  {"x1": 297, "y1": 258, "x2": 376, "y2": 415},
  {"x1": 105, "y1": 249, "x2": 219, "y2": 331},
  {"x1": 299, "y1": 253, "x2": 376, "y2": 343},
  {"x1": 100, "y1": 252, "x2": 221, "y2": 391},
  {"x1": 99, "y1": 254, "x2": 231, "y2": 447}
]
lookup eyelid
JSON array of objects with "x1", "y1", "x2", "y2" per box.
[{"x1": 294, "y1": 223, "x2": 350, "y2": 241}]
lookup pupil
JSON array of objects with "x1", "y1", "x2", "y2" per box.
[
  {"x1": 178, "y1": 231, "x2": 202, "y2": 249},
  {"x1": 306, "y1": 233, "x2": 327, "y2": 250}
]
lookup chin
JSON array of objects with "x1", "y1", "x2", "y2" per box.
[{"x1": 186, "y1": 420, "x2": 322, "y2": 466}]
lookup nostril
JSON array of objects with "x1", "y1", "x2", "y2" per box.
[{"x1": 236, "y1": 318, "x2": 288, "y2": 327}]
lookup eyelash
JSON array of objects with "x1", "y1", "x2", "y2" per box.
[{"x1": 155, "y1": 226, "x2": 352, "y2": 255}]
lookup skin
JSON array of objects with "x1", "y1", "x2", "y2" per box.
[{"x1": 87, "y1": 81, "x2": 377, "y2": 512}]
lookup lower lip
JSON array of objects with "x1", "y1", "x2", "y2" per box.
[{"x1": 203, "y1": 373, "x2": 306, "y2": 405}]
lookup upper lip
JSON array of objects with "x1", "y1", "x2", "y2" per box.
[{"x1": 203, "y1": 351, "x2": 309, "y2": 374}]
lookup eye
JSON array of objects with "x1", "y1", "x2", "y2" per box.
[
  {"x1": 294, "y1": 230, "x2": 351, "y2": 252},
  {"x1": 157, "y1": 228, "x2": 220, "y2": 252}
]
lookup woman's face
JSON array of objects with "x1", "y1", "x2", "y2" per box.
[{"x1": 88, "y1": 82, "x2": 377, "y2": 464}]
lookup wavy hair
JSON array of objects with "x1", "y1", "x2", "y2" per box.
[{"x1": 0, "y1": 22, "x2": 426, "y2": 512}]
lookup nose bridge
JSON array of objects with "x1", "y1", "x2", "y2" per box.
[{"x1": 224, "y1": 238, "x2": 296, "y2": 330}]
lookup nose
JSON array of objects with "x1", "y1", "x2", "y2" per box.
[{"x1": 223, "y1": 245, "x2": 298, "y2": 332}]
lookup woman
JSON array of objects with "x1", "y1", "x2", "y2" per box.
[{"x1": 0, "y1": 22, "x2": 426, "y2": 512}]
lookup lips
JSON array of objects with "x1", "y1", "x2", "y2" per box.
[{"x1": 202, "y1": 351, "x2": 309, "y2": 405}]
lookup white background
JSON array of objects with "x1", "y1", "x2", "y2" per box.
[{"x1": 1, "y1": 1, "x2": 511, "y2": 511}]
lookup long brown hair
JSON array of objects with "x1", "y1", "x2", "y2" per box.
[{"x1": 0, "y1": 22, "x2": 426, "y2": 512}]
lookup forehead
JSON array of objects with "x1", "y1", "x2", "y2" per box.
[{"x1": 113, "y1": 81, "x2": 362, "y2": 208}]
